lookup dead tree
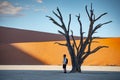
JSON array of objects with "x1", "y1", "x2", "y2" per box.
[{"x1": 47, "y1": 3, "x2": 112, "y2": 72}]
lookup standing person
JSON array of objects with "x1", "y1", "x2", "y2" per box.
[{"x1": 63, "y1": 54, "x2": 68, "y2": 73}]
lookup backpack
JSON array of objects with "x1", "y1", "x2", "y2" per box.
[{"x1": 66, "y1": 58, "x2": 68, "y2": 64}]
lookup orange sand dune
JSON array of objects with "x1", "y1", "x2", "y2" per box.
[
  {"x1": 0, "y1": 26, "x2": 120, "y2": 66},
  {"x1": 83, "y1": 38, "x2": 120, "y2": 66},
  {"x1": 10, "y1": 38, "x2": 120, "y2": 66}
]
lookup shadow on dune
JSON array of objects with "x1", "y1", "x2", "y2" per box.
[
  {"x1": 0, "y1": 26, "x2": 79, "y2": 44},
  {"x1": 0, "y1": 44, "x2": 46, "y2": 65}
]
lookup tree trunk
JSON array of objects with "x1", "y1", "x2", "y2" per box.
[
  {"x1": 70, "y1": 55, "x2": 82, "y2": 73},
  {"x1": 70, "y1": 63, "x2": 81, "y2": 73}
]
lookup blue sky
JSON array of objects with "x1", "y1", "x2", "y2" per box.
[{"x1": 0, "y1": 0, "x2": 120, "y2": 37}]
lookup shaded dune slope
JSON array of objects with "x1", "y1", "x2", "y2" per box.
[
  {"x1": 0, "y1": 44, "x2": 44, "y2": 65},
  {"x1": 0, "y1": 26, "x2": 79, "y2": 44}
]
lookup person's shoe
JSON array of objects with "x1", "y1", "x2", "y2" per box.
[{"x1": 64, "y1": 71, "x2": 67, "y2": 73}]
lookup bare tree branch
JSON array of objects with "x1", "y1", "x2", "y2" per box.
[
  {"x1": 101, "y1": 21, "x2": 112, "y2": 25},
  {"x1": 72, "y1": 43, "x2": 75, "y2": 54},
  {"x1": 58, "y1": 30, "x2": 66, "y2": 36},
  {"x1": 54, "y1": 42, "x2": 67, "y2": 46},
  {"x1": 92, "y1": 37, "x2": 100, "y2": 40},
  {"x1": 90, "y1": 3, "x2": 94, "y2": 20},
  {"x1": 56, "y1": 7, "x2": 63, "y2": 19},
  {"x1": 48, "y1": 7, "x2": 73, "y2": 34},
  {"x1": 71, "y1": 30, "x2": 78, "y2": 53},
  {"x1": 93, "y1": 14, "x2": 95, "y2": 20},
  {"x1": 46, "y1": 16, "x2": 62, "y2": 27},
  {"x1": 95, "y1": 13, "x2": 107, "y2": 21},
  {"x1": 90, "y1": 46, "x2": 109, "y2": 53},
  {"x1": 80, "y1": 52, "x2": 89, "y2": 64},
  {"x1": 68, "y1": 14, "x2": 71, "y2": 33},
  {"x1": 81, "y1": 45, "x2": 108, "y2": 63},
  {"x1": 52, "y1": 11, "x2": 61, "y2": 19},
  {"x1": 91, "y1": 3, "x2": 93, "y2": 10},
  {"x1": 83, "y1": 20, "x2": 94, "y2": 55},
  {"x1": 92, "y1": 37, "x2": 100, "y2": 43},
  {"x1": 92, "y1": 41, "x2": 99, "y2": 43},
  {"x1": 85, "y1": 5, "x2": 90, "y2": 20},
  {"x1": 56, "y1": 7, "x2": 66, "y2": 30},
  {"x1": 76, "y1": 14, "x2": 84, "y2": 51},
  {"x1": 92, "y1": 21, "x2": 112, "y2": 35},
  {"x1": 88, "y1": 38, "x2": 92, "y2": 53}
]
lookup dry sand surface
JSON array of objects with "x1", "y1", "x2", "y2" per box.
[{"x1": 0, "y1": 65, "x2": 120, "y2": 80}]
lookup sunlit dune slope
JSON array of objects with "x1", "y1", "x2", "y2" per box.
[
  {"x1": 11, "y1": 38, "x2": 120, "y2": 66},
  {"x1": 83, "y1": 38, "x2": 120, "y2": 66}
]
